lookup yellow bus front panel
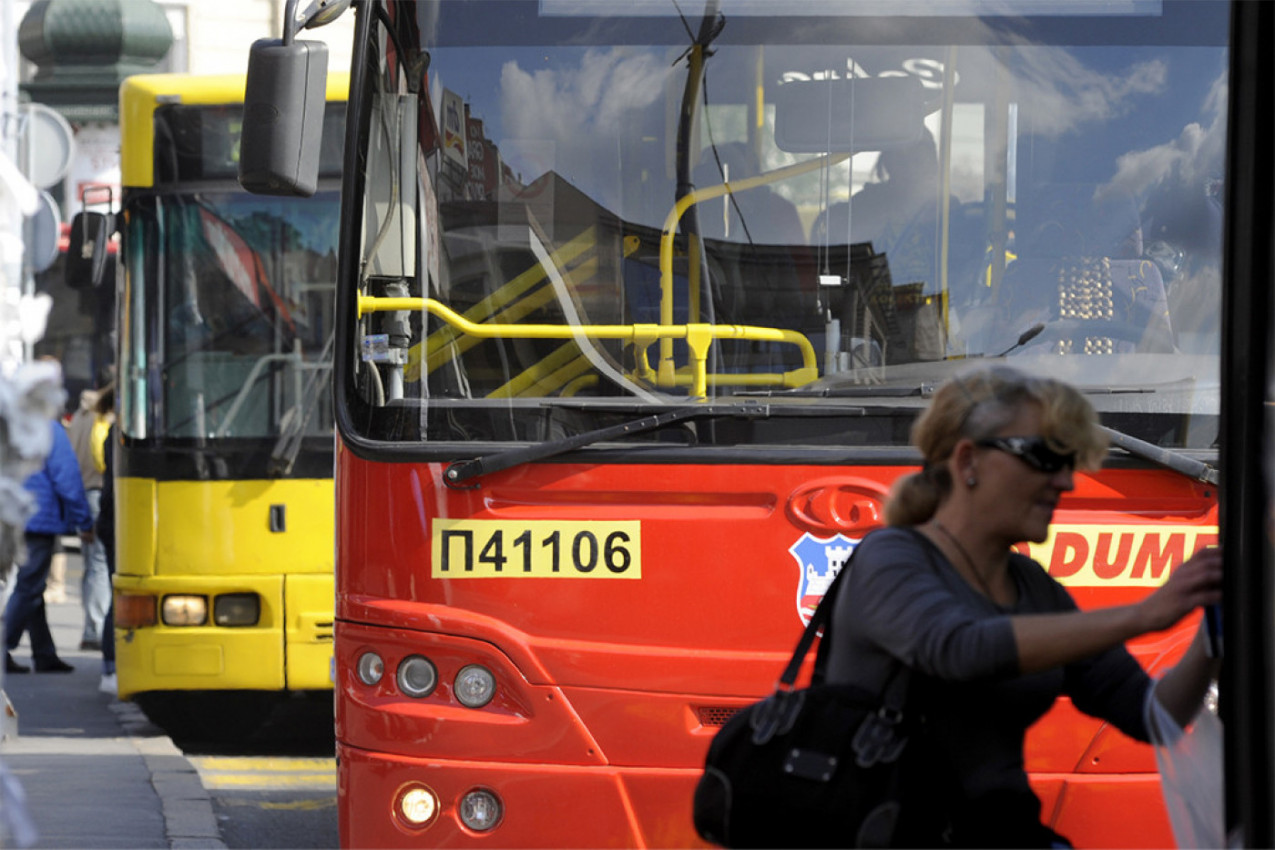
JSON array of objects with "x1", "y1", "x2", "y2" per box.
[
  {"x1": 114, "y1": 476, "x2": 334, "y2": 697},
  {"x1": 285, "y1": 574, "x2": 337, "y2": 691},
  {"x1": 114, "y1": 572, "x2": 284, "y2": 698},
  {"x1": 117, "y1": 477, "x2": 334, "y2": 578}
]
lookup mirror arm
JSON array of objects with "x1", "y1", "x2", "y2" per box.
[
  {"x1": 282, "y1": 0, "x2": 300, "y2": 44},
  {"x1": 287, "y1": 0, "x2": 352, "y2": 39}
]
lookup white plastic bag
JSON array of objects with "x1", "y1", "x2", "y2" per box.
[{"x1": 1145, "y1": 684, "x2": 1225, "y2": 849}]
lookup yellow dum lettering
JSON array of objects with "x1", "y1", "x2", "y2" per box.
[{"x1": 1028, "y1": 525, "x2": 1217, "y2": 587}]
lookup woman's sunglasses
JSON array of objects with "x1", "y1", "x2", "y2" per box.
[{"x1": 975, "y1": 436, "x2": 1076, "y2": 473}]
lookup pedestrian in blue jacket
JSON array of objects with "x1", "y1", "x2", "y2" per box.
[{"x1": 5, "y1": 419, "x2": 96, "y2": 673}]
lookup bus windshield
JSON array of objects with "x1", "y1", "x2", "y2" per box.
[
  {"x1": 347, "y1": 0, "x2": 1225, "y2": 453},
  {"x1": 122, "y1": 190, "x2": 340, "y2": 441}
]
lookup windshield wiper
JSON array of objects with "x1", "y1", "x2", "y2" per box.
[
  {"x1": 1101, "y1": 426, "x2": 1219, "y2": 485},
  {"x1": 444, "y1": 403, "x2": 771, "y2": 486},
  {"x1": 738, "y1": 385, "x2": 931, "y2": 399},
  {"x1": 444, "y1": 403, "x2": 1217, "y2": 489}
]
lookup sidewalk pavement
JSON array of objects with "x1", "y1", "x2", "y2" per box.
[{"x1": 0, "y1": 548, "x2": 225, "y2": 849}]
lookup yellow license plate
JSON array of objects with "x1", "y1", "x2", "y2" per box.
[{"x1": 431, "y1": 519, "x2": 642, "y2": 578}]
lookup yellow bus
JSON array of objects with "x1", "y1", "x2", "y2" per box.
[{"x1": 108, "y1": 73, "x2": 346, "y2": 735}]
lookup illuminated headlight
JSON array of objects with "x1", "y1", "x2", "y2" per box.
[
  {"x1": 454, "y1": 664, "x2": 496, "y2": 708},
  {"x1": 213, "y1": 593, "x2": 260, "y2": 626},
  {"x1": 395, "y1": 784, "x2": 439, "y2": 828},
  {"x1": 356, "y1": 651, "x2": 384, "y2": 686},
  {"x1": 161, "y1": 595, "x2": 208, "y2": 626},
  {"x1": 459, "y1": 788, "x2": 503, "y2": 832},
  {"x1": 396, "y1": 655, "x2": 438, "y2": 698}
]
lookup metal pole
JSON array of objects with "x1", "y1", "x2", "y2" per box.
[{"x1": 1221, "y1": 2, "x2": 1275, "y2": 845}]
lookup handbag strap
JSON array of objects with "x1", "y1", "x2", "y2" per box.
[
  {"x1": 776, "y1": 529, "x2": 928, "y2": 717},
  {"x1": 775, "y1": 543, "x2": 853, "y2": 689}
]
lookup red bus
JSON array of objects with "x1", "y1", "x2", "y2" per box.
[{"x1": 245, "y1": 1, "x2": 1237, "y2": 846}]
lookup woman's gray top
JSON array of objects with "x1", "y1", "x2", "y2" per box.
[{"x1": 826, "y1": 526, "x2": 1152, "y2": 813}]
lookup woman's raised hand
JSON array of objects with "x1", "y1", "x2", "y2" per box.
[{"x1": 1136, "y1": 546, "x2": 1223, "y2": 635}]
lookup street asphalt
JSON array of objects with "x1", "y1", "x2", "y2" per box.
[{"x1": 0, "y1": 546, "x2": 224, "y2": 849}]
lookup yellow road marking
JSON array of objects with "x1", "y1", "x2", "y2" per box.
[
  {"x1": 190, "y1": 757, "x2": 336, "y2": 791},
  {"x1": 218, "y1": 798, "x2": 336, "y2": 811}
]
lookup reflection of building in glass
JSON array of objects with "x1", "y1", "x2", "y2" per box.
[
  {"x1": 427, "y1": 88, "x2": 521, "y2": 203},
  {"x1": 160, "y1": 194, "x2": 339, "y2": 439}
]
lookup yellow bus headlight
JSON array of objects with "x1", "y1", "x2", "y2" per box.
[
  {"x1": 161, "y1": 595, "x2": 208, "y2": 626},
  {"x1": 213, "y1": 593, "x2": 260, "y2": 626}
]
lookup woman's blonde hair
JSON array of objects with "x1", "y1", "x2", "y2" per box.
[{"x1": 885, "y1": 365, "x2": 1108, "y2": 526}]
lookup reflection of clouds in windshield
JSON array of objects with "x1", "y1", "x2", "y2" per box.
[
  {"x1": 498, "y1": 48, "x2": 666, "y2": 188},
  {"x1": 1108, "y1": 70, "x2": 1227, "y2": 355},
  {"x1": 1111, "y1": 71, "x2": 1226, "y2": 198},
  {"x1": 1017, "y1": 52, "x2": 1167, "y2": 135},
  {"x1": 943, "y1": 43, "x2": 1172, "y2": 199}
]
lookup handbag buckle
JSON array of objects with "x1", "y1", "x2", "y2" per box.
[
  {"x1": 852, "y1": 705, "x2": 908, "y2": 768},
  {"x1": 783, "y1": 747, "x2": 838, "y2": 782},
  {"x1": 749, "y1": 689, "x2": 805, "y2": 745}
]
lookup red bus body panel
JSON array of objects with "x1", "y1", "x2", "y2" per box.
[{"x1": 335, "y1": 447, "x2": 1216, "y2": 847}]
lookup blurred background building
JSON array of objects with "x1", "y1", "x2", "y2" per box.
[{"x1": 3, "y1": 0, "x2": 354, "y2": 405}]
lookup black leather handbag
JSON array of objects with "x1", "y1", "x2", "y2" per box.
[{"x1": 692, "y1": 545, "x2": 938, "y2": 848}]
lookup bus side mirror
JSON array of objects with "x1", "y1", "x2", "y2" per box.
[
  {"x1": 239, "y1": 37, "x2": 329, "y2": 196},
  {"x1": 65, "y1": 211, "x2": 114, "y2": 290}
]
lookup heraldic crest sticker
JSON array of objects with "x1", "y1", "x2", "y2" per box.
[{"x1": 788, "y1": 532, "x2": 860, "y2": 625}]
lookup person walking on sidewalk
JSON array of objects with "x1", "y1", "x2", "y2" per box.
[
  {"x1": 66, "y1": 383, "x2": 114, "y2": 651},
  {"x1": 5, "y1": 419, "x2": 96, "y2": 673},
  {"x1": 97, "y1": 421, "x2": 117, "y2": 695}
]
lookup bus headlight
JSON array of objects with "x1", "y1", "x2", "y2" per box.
[
  {"x1": 459, "y1": 788, "x2": 502, "y2": 832},
  {"x1": 454, "y1": 664, "x2": 496, "y2": 708},
  {"x1": 161, "y1": 595, "x2": 208, "y2": 626},
  {"x1": 395, "y1": 784, "x2": 439, "y2": 828},
  {"x1": 213, "y1": 593, "x2": 260, "y2": 626},
  {"x1": 356, "y1": 651, "x2": 384, "y2": 686},
  {"x1": 396, "y1": 655, "x2": 438, "y2": 698}
]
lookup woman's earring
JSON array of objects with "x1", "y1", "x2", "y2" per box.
[{"x1": 966, "y1": 475, "x2": 977, "y2": 488}]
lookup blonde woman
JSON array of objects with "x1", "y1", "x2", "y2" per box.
[{"x1": 826, "y1": 365, "x2": 1222, "y2": 847}]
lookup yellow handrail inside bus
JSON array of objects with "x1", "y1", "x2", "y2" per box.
[
  {"x1": 358, "y1": 296, "x2": 818, "y2": 398},
  {"x1": 408, "y1": 227, "x2": 600, "y2": 381},
  {"x1": 560, "y1": 375, "x2": 599, "y2": 397},
  {"x1": 489, "y1": 342, "x2": 589, "y2": 398},
  {"x1": 658, "y1": 151, "x2": 850, "y2": 384}
]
